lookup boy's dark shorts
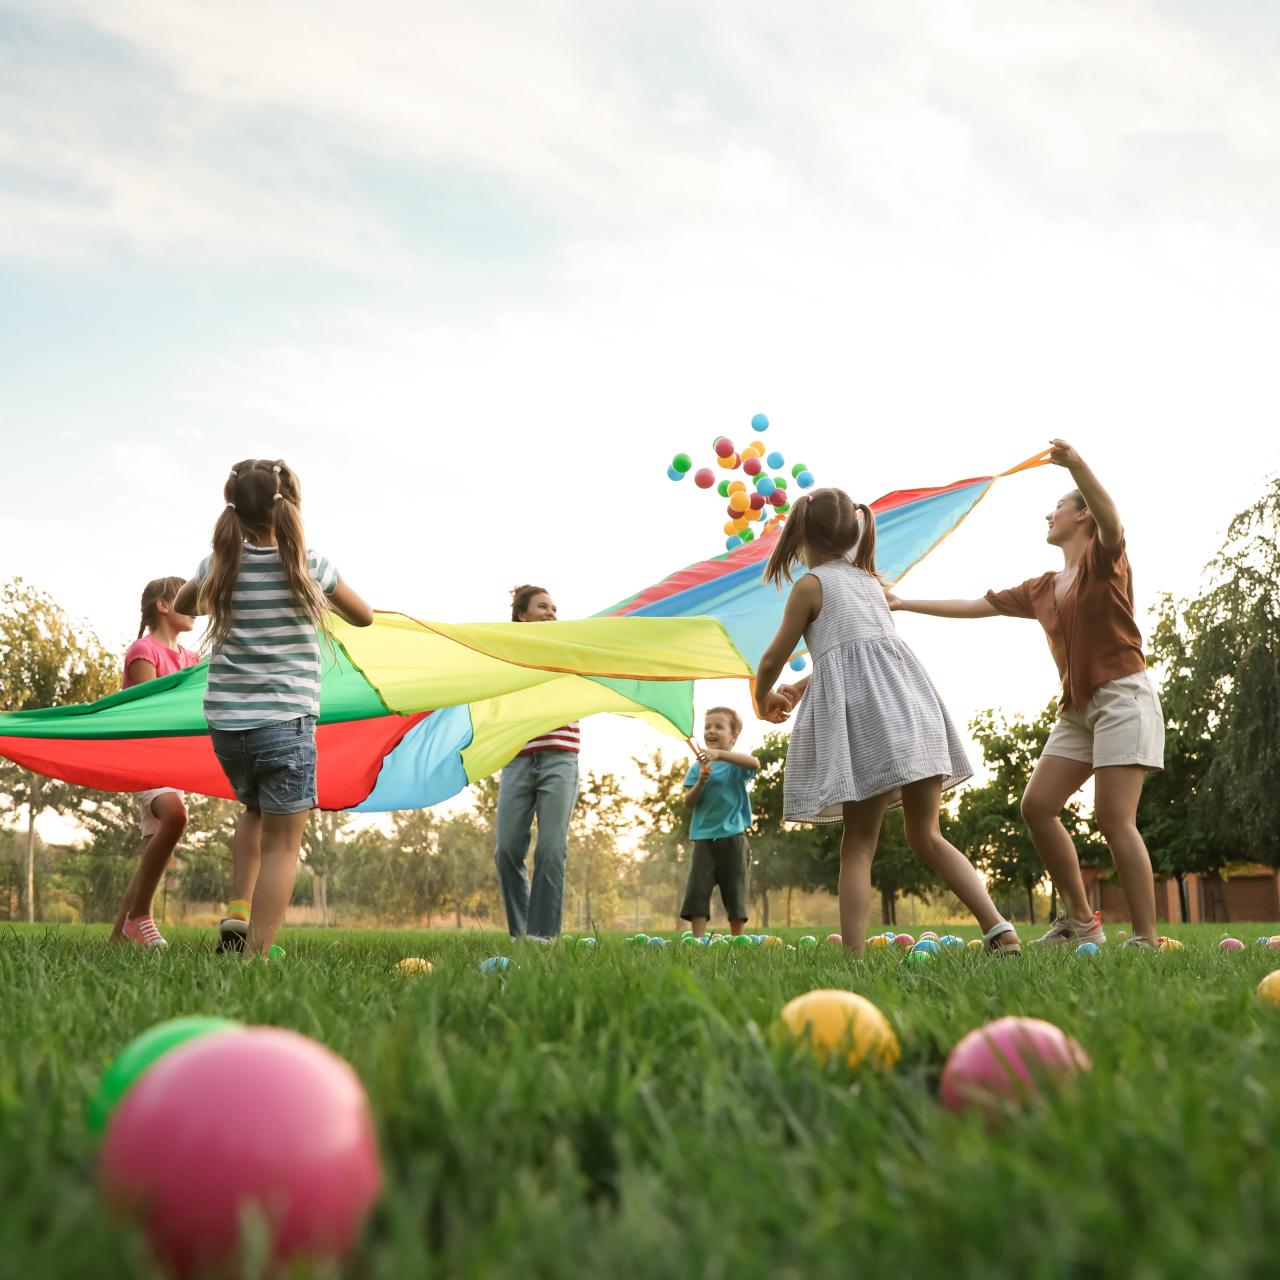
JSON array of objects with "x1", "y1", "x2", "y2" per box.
[{"x1": 680, "y1": 834, "x2": 750, "y2": 921}]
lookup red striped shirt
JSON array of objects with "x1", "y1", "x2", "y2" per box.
[{"x1": 519, "y1": 723, "x2": 581, "y2": 755}]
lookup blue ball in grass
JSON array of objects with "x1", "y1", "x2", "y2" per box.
[
  {"x1": 1076, "y1": 942, "x2": 1100, "y2": 956},
  {"x1": 912, "y1": 939, "x2": 941, "y2": 956},
  {"x1": 941, "y1": 935, "x2": 965, "y2": 948},
  {"x1": 479, "y1": 956, "x2": 510, "y2": 974},
  {"x1": 751, "y1": 413, "x2": 769, "y2": 431},
  {"x1": 647, "y1": 936, "x2": 667, "y2": 947},
  {"x1": 698, "y1": 935, "x2": 712, "y2": 946},
  {"x1": 1257, "y1": 936, "x2": 1272, "y2": 946},
  {"x1": 576, "y1": 936, "x2": 598, "y2": 949}
]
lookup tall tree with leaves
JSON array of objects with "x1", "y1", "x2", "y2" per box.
[
  {"x1": 1140, "y1": 479, "x2": 1280, "y2": 872},
  {"x1": 631, "y1": 748, "x2": 695, "y2": 924},
  {"x1": 0, "y1": 579, "x2": 118, "y2": 920}
]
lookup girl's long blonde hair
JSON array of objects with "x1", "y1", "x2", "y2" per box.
[
  {"x1": 762, "y1": 487, "x2": 878, "y2": 586},
  {"x1": 199, "y1": 459, "x2": 330, "y2": 652}
]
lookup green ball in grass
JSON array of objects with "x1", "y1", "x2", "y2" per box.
[
  {"x1": 710, "y1": 936, "x2": 730, "y2": 948},
  {"x1": 730, "y1": 933, "x2": 754, "y2": 948},
  {"x1": 88, "y1": 1016, "x2": 240, "y2": 1135},
  {"x1": 798, "y1": 935, "x2": 818, "y2": 949},
  {"x1": 268, "y1": 945, "x2": 286, "y2": 959},
  {"x1": 907, "y1": 949, "x2": 935, "y2": 966}
]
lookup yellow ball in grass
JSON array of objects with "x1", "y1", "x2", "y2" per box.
[
  {"x1": 762, "y1": 935, "x2": 783, "y2": 947},
  {"x1": 1258, "y1": 971, "x2": 1280, "y2": 1005},
  {"x1": 395, "y1": 957, "x2": 433, "y2": 975},
  {"x1": 1158, "y1": 937, "x2": 1184, "y2": 951},
  {"x1": 966, "y1": 939, "x2": 983, "y2": 949},
  {"x1": 867, "y1": 935, "x2": 889, "y2": 949},
  {"x1": 779, "y1": 989, "x2": 900, "y2": 1071}
]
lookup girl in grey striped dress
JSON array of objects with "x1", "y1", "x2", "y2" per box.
[
  {"x1": 174, "y1": 459, "x2": 373, "y2": 957},
  {"x1": 753, "y1": 488, "x2": 1020, "y2": 957}
]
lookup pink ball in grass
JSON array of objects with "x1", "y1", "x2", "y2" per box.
[
  {"x1": 919, "y1": 931, "x2": 938, "y2": 940},
  {"x1": 940, "y1": 1016, "x2": 1092, "y2": 1118},
  {"x1": 1219, "y1": 937, "x2": 1245, "y2": 951},
  {"x1": 893, "y1": 933, "x2": 915, "y2": 949},
  {"x1": 100, "y1": 1027, "x2": 382, "y2": 1279},
  {"x1": 826, "y1": 933, "x2": 843, "y2": 945},
  {"x1": 1266, "y1": 937, "x2": 1280, "y2": 951}
]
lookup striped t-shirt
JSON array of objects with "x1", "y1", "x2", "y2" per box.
[
  {"x1": 519, "y1": 723, "x2": 581, "y2": 755},
  {"x1": 196, "y1": 545, "x2": 338, "y2": 730}
]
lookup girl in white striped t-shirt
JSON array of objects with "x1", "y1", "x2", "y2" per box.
[
  {"x1": 494, "y1": 584, "x2": 580, "y2": 939},
  {"x1": 174, "y1": 459, "x2": 372, "y2": 957}
]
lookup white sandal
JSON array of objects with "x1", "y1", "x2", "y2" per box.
[{"x1": 984, "y1": 920, "x2": 1021, "y2": 956}]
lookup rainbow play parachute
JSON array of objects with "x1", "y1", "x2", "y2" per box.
[{"x1": 0, "y1": 454, "x2": 1046, "y2": 811}]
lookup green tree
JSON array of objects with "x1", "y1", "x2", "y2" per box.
[
  {"x1": 569, "y1": 770, "x2": 628, "y2": 930},
  {"x1": 1140, "y1": 479, "x2": 1280, "y2": 873},
  {"x1": 631, "y1": 748, "x2": 694, "y2": 925},
  {"x1": 0, "y1": 580, "x2": 118, "y2": 920}
]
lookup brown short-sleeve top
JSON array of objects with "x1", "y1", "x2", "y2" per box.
[{"x1": 984, "y1": 535, "x2": 1145, "y2": 711}]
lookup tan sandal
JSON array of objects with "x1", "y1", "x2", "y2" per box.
[{"x1": 984, "y1": 921, "x2": 1021, "y2": 955}]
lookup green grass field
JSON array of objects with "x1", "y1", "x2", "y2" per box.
[{"x1": 4, "y1": 921, "x2": 1280, "y2": 1279}]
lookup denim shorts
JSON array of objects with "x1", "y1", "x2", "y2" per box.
[{"x1": 208, "y1": 715, "x2": 318, "y2": 815}]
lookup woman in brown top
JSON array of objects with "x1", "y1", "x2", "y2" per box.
[{"x1": 890, "y1": 440, "x2": 1166, "y2": 948}]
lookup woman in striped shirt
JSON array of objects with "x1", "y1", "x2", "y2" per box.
[
  {"x1": 493, "y1": 585, "x2": 580, "y2": 940},
  {"x1": 175, "y1": 459, "x2": 372, "y2": 957}
]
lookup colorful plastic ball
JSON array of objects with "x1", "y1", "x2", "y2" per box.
[
  {"x1": 722, "y1": 520, "x2": 738, "y2": 536},
  {"x1": 743, "y1": 455, "x2": 762, "y2": 476},
  {"x1": 1220, "y1": 938, "x2": 1246, "y2": 951},
  {"x1": 941, "y1": 935, "x2": 966, "y2": 948},
  {"x1": 698, "y1": 935, "x2": 712, "y2": 945},
  {"x1": 777, "y1": 502, "x2": 791, "y2": 514},
  {"x1": 680, "y1": 929, "x2": 694, "y2": 940},
  {"x1": 868, "y1": 935, "x2": 889, "y2": 949},
  {"x1": 940, "y1": 1016, "x2": 1091, "y2": 1118},
  {"x1": 1256, "y1": 936, "x2": 1272, "y2": 946},
  {"x1": 893, "y1": 933, "x2": 915, "y2": 949},
  {"x1": 716, "y1": 479, "x2": 731, "y2": 497},
  {"x1": 1075, "y1": 942, "x2": 1100, "y2": 956},
  {"x1": 715, "y1": 437, "x2": 736, "y2": 459},
  {"x1": 919, "y1": 931, "x2": 939, "y2": 940},
  {"x1": 907, "y1": 949, "x2": 934, "y2": 966},
  {"x1": 726, "y1": 535, "x2": 742, "y2": 550},
  {"x1": 788, "y1": 657, "x2": 806, "y2": 672},
  {"x1": 763, "y1": 935, "x2": 783, "y2": 947},
  {"x1": 728, "y1": 478, "x2": 748, "y2": 493},
  {"x1": 667, "y1": 466, "x2": 682, "y2": 480},
  {"x1": 749, "y1": 493, "x2": 765, "y2": 510},
  {"x1": 647, "y1": 936, "x2": 667, "y2": 947},
  {"x1": 796, "y1": 470, "x2": 815, "y2": 489},
  {"x1": 826, "y1": 933, "x2": 843, "y2": 945},
  {"x1": 717, "y1": 453, "x2": 738, "y2": 470},
  {"x1": 1257, "y1": 971, "x2": 1280, "y2": 1005},
  {"x1": 729, "y1": 933, "x2": 754, "y2": 948},
  {"x1": 576, "y1": 936, "x2": 598, "y2": 949},
  {"x1": 710, "y1": 936, "x2": 730, "y2": 948},
  {"x1": 89, "y1": 1016, "x2": 240, "y2": 1137},
  {"x1": 798, "y1": 935, "x2": 818, "y2": 949},
  {"x1": 729, "y1": 491, "x2": 750, "y2": 513},
  {"x1": 479, "y1": 956, "x2": 511, "y2": 973},
  {"x1": 769, "y1": 491, "x2": 786, "y2": 508},
  {"x1": 99, "y1": 1027, "x2": 382, "y2": 1279},
  {"x1": 694, "y1": 467, "x2": 715, "y2": 489},
  {"x1": 560, "y1": 933, "x2": 576, "y2": 944},
  {"x1": 681, "y1": 934, "x2": 697, "y2": 946},
  {"x1": 751, "y1": 413, "x2": 769, "y2": 431},
  {"x1": 773, "y1": 475, "x2": 788, "y2": 489},
  {"x1": 791, "y1": 463, "x2": 806, "y2": 478},
  {"x1": 1158, "y1": 937, "x2": 1184, "y2": 950},
  {"x1": 268, "y1": 945, "x2": 287, "y2": 959},
  {"x1": 395, "y1": 957, "x2": 433, "y2": 975},
  {"x1": 966, "y1": 939, "x2": 983, "y2": 949},
  {"x1": 741, "y1": 529, "x2": 755, "y2": 542},
  {"x1": 883, "y1": 931, "x2": 896, "y2": 939},
  {"x1": 755, "y1": 477, "x2": 776, "y2": 498},
  {"x1": 912, "y1": 939, "x2": 941, "y2": 956},
  {"x1": 672, "y1": 452, "x2": 692, "y2": 473},
  {"x1": 779, "y1": 989, "x2": 899, "y2": 1071},
  {"x1": 632, "y1": 933, "x2": 648, "y2": 944},
  {"x1": 1267, "y1": 938, "x2": 1280, "y2": 951}
]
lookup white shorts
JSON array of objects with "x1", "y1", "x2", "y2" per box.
[
  {"x1": 1042, "y1": 672, "x2": 1165, "y2": 771},
  {"x1": 136, "y1": 787, "x2": 184, "y2": 839}
]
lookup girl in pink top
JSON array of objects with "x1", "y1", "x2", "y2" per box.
[{"x1": 109, "y1": 576, "x2": 201, "y2": 947}]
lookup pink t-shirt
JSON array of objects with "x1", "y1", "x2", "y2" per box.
[{"x1": 123, "y1": 635, "x2": 201, "y2": 688}]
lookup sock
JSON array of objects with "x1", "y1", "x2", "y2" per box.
[{"x1": 227, "y1": 898, "x2": 251, "y2": 922}]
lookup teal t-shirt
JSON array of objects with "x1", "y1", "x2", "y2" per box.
[{"x1": 683, "y1": 760, "x2": 754, "y2": 841}]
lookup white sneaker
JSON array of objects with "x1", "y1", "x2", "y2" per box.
[{"x1": 1031, "y1": 914, "x2": 1105, "y2": 947}]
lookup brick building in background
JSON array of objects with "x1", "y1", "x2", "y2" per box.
[{"x1": 1082, "y1": 865, "x2": 1280, "y2": 924}]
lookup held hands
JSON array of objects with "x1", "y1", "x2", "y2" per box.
[
  {"x1": 1048, "y1": 438, "x2": 1084, "y2": 470},
  {"x1": 758, "y1": 690, "x2": 792, "y2": 724}
]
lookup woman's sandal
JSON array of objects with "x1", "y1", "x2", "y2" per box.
[{"x1": 984, "y1": 920, "x2": 1022, "y2": 955}]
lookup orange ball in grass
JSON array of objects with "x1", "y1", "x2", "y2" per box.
[
  {"x1": 395, "y1": 957, "x2": 433, "y2": 975},
  {"x1": 779, "y1": 989, "x2": 900, "y2": 1071},
  {"x1": 1258, "y1": 971, "x2": 1280, "y2": 1005}
]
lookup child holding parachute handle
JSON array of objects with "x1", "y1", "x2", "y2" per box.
[{"x1": 753, "y1": 486, "x2": 1021, "y2": 956}]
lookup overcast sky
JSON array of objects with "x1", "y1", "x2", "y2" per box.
[{"x1": 2, "y1": 0, "x2": 1278, "y2": 830}]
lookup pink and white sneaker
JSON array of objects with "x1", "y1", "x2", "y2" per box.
[
  {"x1": 121, "y1": 913, "x2": 168, "y2": 948},
  {"x1": 1031, "y1": 913, "x2": 1105, "y2": 948}
]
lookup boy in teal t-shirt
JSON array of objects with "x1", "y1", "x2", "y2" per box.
[{"x1": 680, "y1": 706, "x2": 760, "y2": 938}]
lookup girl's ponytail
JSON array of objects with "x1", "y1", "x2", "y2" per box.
[
  {"x1": 138, "y1": 576, "x2": 189, "y2": 639},
  {"x1": 852, "y1": 503, "x2": 878, "y2": 575},
  {"x1": 763, "y1": 494, "x2": 809, "y2": 586}
]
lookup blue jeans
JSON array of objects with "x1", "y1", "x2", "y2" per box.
[
  {"x1": 208, "y1": 715, "x2": 318, "y2": 814},
  {"x1": 495, "y1": 751, "x2": 579, "y2": 938}
]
